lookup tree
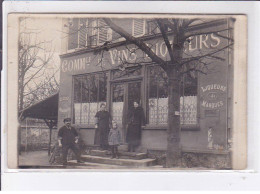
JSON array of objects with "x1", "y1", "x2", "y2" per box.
[
  {"x1": 68, "y1": 17, "x2": 233, "y2": 167},
  {"x1": 18, "y1": 18, "x2": 59, "y2": 116}
]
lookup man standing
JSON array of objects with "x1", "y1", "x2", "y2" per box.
[{"x1": 58, "y1": 118, "x2": 83, "y2": 166}]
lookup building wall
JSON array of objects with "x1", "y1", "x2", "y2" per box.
[{"x1": 58, "y1": 18, "x2": 232, "y2": 152}]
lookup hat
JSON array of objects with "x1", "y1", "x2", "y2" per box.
[{"x1": 63, "y1": 118, "x2": 71, "y2": 122}]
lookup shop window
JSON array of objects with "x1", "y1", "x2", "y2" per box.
[
  {"x1": 147, "y1": 65, "x2": 198, "y2": 126},
  {"x1": 73, "y1": 73, "x2": 108, "y2": 125}
]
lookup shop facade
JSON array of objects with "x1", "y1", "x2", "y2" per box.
[{"x1": 58, "y1": 18, "x2": 233, "y2": 162}]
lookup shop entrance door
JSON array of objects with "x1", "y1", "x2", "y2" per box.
[{"x1": 111, "y1": 81, "x2": 141, "y2": 142}]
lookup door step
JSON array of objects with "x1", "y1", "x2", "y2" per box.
[
  {"x1": 67, "y1": 160, "x2": 128, "y2": 169},
  {"x1": 80, "y1": 154, "x2": 156, "y2": 167},
  {"x1": 90, "y1": 150, "x2": 147, "y2": 160}
]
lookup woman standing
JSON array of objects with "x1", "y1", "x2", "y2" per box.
[
  {"x1": 94, "y1": 103, "x2": 111, "y2": 150},
  {"x1": 126, "y1": 101, "x2": 146, "y2": 152}
]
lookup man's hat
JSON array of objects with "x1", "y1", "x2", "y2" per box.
[{"x1": 63, "y1": 118, "x2": 71, "y2": 122}]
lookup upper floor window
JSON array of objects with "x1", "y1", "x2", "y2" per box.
[
  {"x1": 67, "y1": 18, "x2": 113, "y2": 51},
  {"x1": 146, "y1": 20, "x2": 160, "y2": 35}
]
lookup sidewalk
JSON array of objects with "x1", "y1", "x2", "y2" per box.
[
  {"x1": 18, "y1": 150, "x2": 211, "y2": 170},
  {"x1": 19, "y1": 150, "x2": 50, "y2": 166}
]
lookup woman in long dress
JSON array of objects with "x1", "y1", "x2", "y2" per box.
[
  {"x1": 126, "y1": 101, "x2": 146, "y2": 152},
  {"x1": 94, "y1": 103, "x2": 111, "y2": 150}
]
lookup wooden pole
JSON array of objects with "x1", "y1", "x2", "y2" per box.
[
  {"x1": 25, "y1": 117, "x2": 28, "y2": 153},
  {"x1": 48, "y1": 121, "x2": 53, "y2": 156}
]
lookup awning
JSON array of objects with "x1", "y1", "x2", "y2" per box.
[{"x1": 19, "y1": 93, "x2": 59, "y2": 121}]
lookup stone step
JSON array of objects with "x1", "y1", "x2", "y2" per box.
[
  {"x1": 67, "y1": 160, "x2": 128, "y2": 169},
  {"x1": 81, "y1": 155, "x2": 156, "y2": 167},
  {"x1": 89, "y1": 150, "x2": 147, "y2": 160},
  {"x1": 67, "y1": 160, "x2": 163, "y2": 169}
]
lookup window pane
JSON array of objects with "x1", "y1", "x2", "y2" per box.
[
  {"x1": 146, "y1": 20, "x2": 160, "y2": 35},
  {"x1": 88, "y1": 74, "x2": 98, "y2": 102},
  {"x1": 74, "y1": 103, "x2": 81, "y2": 124},
  {"x1": 98, "y1": 73, "x2": 107, "y2": 102},
  {"x1": 79, "y1": 18, "x2": 88, "y2": 48},
  {"x1": 148, "y1": 66, "x2": 168, "y2": 125},
  {"x1": 89, "y1": 102, "x2": 98, "y2": 125},
  {"x1": 128, "y1": 82, "x2": 141, "y2": 108},
  {"x1": 81, "y1": 103, "x2": 89, "y2": 124},
  {"x1": 112, "y1": 83, "x2": 124, "y2": 125},
  {"x1": 180, "y1": 73, "x2": 198, "y2": 125},
  {"x1": 181, "y1": 73, "x2": 198, "y2": 96},
  {"x1": 180, "y1": 96, "x2": 197, "y2": 125},
  {"x1": 88, "y1": 19, "x2": 98, "y2": 47},
  {"x1": 73, "y1": 77, "x2": 82, "y2": 103},
  {"x1": 81, "y1": 76, "x2": 89, "y2": 103}
]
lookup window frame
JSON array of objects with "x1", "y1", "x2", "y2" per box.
[
  {"x1": 145, "y1": 64, "x2": 200, "y2": 130},
  {"x1": 72, "y1": 71, "x2": 108, "y2": 127}
]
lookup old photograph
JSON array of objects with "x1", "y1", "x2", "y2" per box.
[{"x1": 7, "y1": 14, "x2": 247, "y2": 170}]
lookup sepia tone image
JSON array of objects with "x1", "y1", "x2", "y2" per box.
[{"x1": 8, "y1": 14, "x2": 247, "y2": 170}]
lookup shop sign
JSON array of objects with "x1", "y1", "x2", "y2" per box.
[
  {"x1": 201, "y1": 84, "x2": 226, "y2": 109},
  {"x1": 59, "y1": 96, "x2": 70, "y2": 113},
  {"x1": 61, "y1": 33, "x2": 223, "y2": 73}
]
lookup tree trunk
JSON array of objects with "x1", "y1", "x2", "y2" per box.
[{"x1": 166, "y1": 68, "x2": 181, "y2": 168}]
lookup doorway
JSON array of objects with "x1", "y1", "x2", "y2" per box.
[{"x1": 111, "y1": 81, "x2": 142, "y2": 142}]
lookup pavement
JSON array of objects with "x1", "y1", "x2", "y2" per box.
[
  {"x1": 19, "y1": 150, "x2": 51, "y2": 166},
  {"x1": 18, "y1": 150, "x2": 211, "y2": 170}
]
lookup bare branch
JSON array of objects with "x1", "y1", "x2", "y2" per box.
[
  {"x1": 181, "y1": 43, "x2": 233, "y2": 66},
  {"x1": 157, "y1": 19, "x2": 175, "y2": 63}
]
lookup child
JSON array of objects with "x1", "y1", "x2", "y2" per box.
[{"x1": 108, "y1": 120, "x2": 121, "y2": 159}]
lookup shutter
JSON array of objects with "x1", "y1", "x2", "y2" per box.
[
  {"x1": 68, "y1": 18, "x2": 79, "y2": 50},
  {"x1": 98, "y1": 19, "x2": 108, "y2": 44},
  {"x1": 133, "y1": 19, "x2": 145, "y2": 37},
  {"x1": 78, "y1": 18, "x2": 88, "y2": 48}
]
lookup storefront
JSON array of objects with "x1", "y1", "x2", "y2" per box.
[{"x1": 58, "y1": 18, "x2": 233, "y2": 156}]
